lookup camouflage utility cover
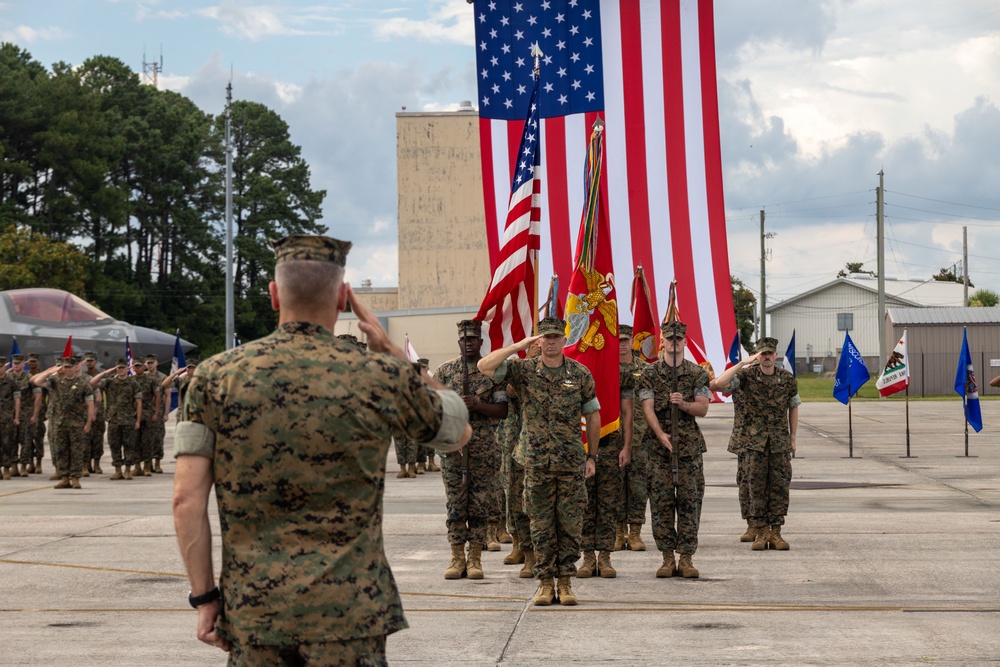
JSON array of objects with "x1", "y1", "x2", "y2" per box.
[
  {"x1": 638, "y1": 359, "x2": 710, "y2": 458},
  {"x1": 100, "y1": 375, "x2": 142, "y2": 425},
  {"x1": 497, "y1": 356, "x2": 598, "y2": 471},
  {"x1": 180, "y1": 322, "x2": 447, "y2": 646},
  {"x1": 727, "y1": 366, "x2": 801, "y2": 453}
]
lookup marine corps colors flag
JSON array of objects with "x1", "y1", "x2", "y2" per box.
[
  {"x1": 630, "y1": 265, "x2": 658, "y2": 363},
  {"x1": 563, "y1": 119, "x2": 620, "y2": 440},
  {"x1": 876, "y1": 330, "x2": 908, "y2": 397}
]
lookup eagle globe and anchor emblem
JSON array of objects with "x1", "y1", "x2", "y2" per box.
[{"x1": 564, "y1": 268, "x2": 617, "y2": 352}]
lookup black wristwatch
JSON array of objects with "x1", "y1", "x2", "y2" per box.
[
  {"x1": 188, "y1": 587, "x2": 221, "y2": 608},
  {"x1": 587, "y1": 453, "x2": 598, "y2": 461}
]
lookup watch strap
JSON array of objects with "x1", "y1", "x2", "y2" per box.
[{"x1": 189, "y1": 587, "x2": 221, "y2": 608}]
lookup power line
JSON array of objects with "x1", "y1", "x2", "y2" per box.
[{"x1": 887, "y1": 190, "x2": 1000, "y2": 213}]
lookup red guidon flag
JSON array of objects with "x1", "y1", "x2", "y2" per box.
[
  {"x1": 563, "y1": 119, "x2": 620, "y2": 441},
  {"x1": 876, "y1": 330, "x2": 909, "y2": 397},
  {"x1": 631, "y1": 265, "x2": 658, "y2": 363}
]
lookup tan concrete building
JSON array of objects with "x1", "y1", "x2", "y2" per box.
[{"x1": 337, "y1": 104, "x2": 494, "y2": 371}]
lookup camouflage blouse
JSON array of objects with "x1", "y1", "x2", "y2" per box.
[
  {"x1": 727, "y1": 366, "x2": 801, "y2": 453},
  {"x1": 180, "y1": 322, "x2": 450, "y2": 646},
  {"x1": 637, "y1": 359, "x2": 710, "y2": 459}
]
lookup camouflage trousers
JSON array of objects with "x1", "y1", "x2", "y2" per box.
[
  {"x1": 107, "y1": 423, "x2": 140, "y2": 467},
  {"x1": 137, "y1": 420, "x2": 156, "y2": 462},
  {"x1": 736, "y1": 451, "x2": 750, "y2": 520},
  {"x1": 53, "y1": 422, "x2": 89, "y2": 479},
  {"x1": 0, "y1": 419, "x2": 16, "y2": 468},
  {"x1": 490, "y1": 465, "x2": 504, "y2": 525},
  {"x1": 88, "y1": 417, "x2": 106, "y2": 463},
  {"x1": 227, "y1": 634, "x2": 387, "y2": 667},
  {"x1": 440, "y1": 445, "x2": 492, "y2": 545},
  {"x1": 152, "y1": 419, "x2": 166, "y2": 460},
  {"x1": 648, "y1": 451, "x2": 705, "y2": 555},
  {"x1": 581, "y1": 433, "x2": 624, "y2": 552},
  {"x1": 28, "y1": 419, "x2": 45, "y2": 461},
  {"x1": 524, "y1": 463, "x2": 586, "y2": 579},
  {"x1": 501, "y1": 452, "x2": 531, "y2": 549},
  {"x1": 417, "y1": 445, "x2": 429, "y2": 464},
  {"x1": 393, "y1": 437, "x2": 417, "y2": 466},
  {"x1": 620, "y1": 439, "x2": 649, "y2": 525},
  {"x1": 15, "y1": 419, "x2": 33, "y2": 464},
  {"x1": 49, "y1": 423, "x2": 60, "y2": 466},
  {"x1": 747, "y1": 447, "x2": 792, "y2": 527}
]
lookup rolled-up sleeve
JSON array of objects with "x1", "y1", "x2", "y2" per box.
[
  {"x1": 174, "y1": 421, "x2": 216, "y2": 459},
  {"x1": 422, "y1": 390, "x2": 470, "y2": 452}
]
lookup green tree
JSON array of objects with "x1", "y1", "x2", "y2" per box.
[
  {"x1": 0, "y1": 226, "x2": 89, "y2": 294},
  {"x1": 837, "y1": 262, "x2": 874, "y2": 278},
  {"x1": 731, "y1": 276, "x2": 757, "y2": 346},
  {"x1": 969, "y1": 288, "x2": 999, "y2": 307},
  {"x1": 931, "y1": 266, "x2": 972, "y2": 287}
]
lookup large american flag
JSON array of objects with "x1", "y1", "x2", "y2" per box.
[{"x1": 475, "y1": 0, "x2": 735, "y2": 370}]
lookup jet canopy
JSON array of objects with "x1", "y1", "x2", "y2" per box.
[{"x1": 3, "y1": 289, "x2": 113, "y2": 323}]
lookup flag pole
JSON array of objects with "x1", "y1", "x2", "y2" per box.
[
  {"x1": 901, "y1": 383, "x2": 914, "y2": 458},
  {"x1": 531, "y1": 43, "x2": 542, "y2": 336}
]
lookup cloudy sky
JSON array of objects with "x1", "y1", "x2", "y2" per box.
[{"x1": 5, "y1": 0, "x2": 1000, "y2": 306}]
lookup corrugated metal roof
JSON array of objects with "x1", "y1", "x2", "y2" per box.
[
  {"x1": 886, "y1": 306, "x2": 1000, "y2": 324},
  {"x1": 770, "y1": 276, "x2": 966, "y2": 311}
]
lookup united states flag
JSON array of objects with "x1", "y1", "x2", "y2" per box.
[
  {"x1": 475, "y1": 67, "x2": 542, "y2": 352},
  {"x1": 475, "y1": 0, "x2": 736, "y2": 369}
]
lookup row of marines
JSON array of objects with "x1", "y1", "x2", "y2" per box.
[
  {"x1": 0, "y1": 352, "x2": 197, "y2": 487},
  {"x1": 369, "y1": 318, "x2": 800, "y2": 605}
]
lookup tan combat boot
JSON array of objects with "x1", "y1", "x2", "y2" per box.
[
  {"x1": 109, "y1": 466, "x2": 124, "y2": 481},
  {"x1": 153, "y1": 459, "x2": 163, "y2": 474},
  {"x1": 396, "y1": 467, "x2": 408, "y2": 479},
  {"x1": 503, "y1": 535, "x2": 525, "y2": 565},
  {"x1": 70, "y1": 477, "x2": 82, "y2": 490},
  {"x1": 93, "y1": 460, "x2": 103, "y2": 475},
  {"x1": 444, "y1": 543, "x2": 466, "y2": 580},
  {"x1": 614, "y1": 521, "x2": 626, "y2": 551},
  {"x1": 26, "y1": 462, "x2": 35, "y2": 474},
  {"x1": 123, "y1": 465, "x2": 133, "y2": 480},
  {"x1": 35, "y1": 458, "x2": 43, "y2": 474},
  {"x1": 406, "y1": 462, "x2": 417, "y2": 478},
  {"x1": 677, "y1": 553, "x2": 699, "y2": 578},
  {"x1": 598, "y1": 551, "x2": 617, "y2": 578},
  {"x1": 2, "y1": 467, "x2": 11, "y2": 481},
  {"x1": 656, "y1": 551, "x2": 676, "y2": 578},
  {"x1": 49, "y1": 471, "x2": 62, "y2": 481},
  {"x1": 576, "y1": 551, "x2": 597, "y2": 578},
  {"x1": 466, "y1": 542, "x2": 485, "y2": 580},
  {"x1": 132, "y1": 463, "x2": 143, "y2": 477},
  {"x1": 628, "y1": 524, "x2": 647, "y2": 551},
  {"x1": 740, "y1": 521, "x2": 757, "y2": 543},
  {"x1": 519, "y1": 550, "x2": 536, "y2": 578},
  {"x1": 485, "y1": 523, "x2": 501, "y2": 552},
  {"x1": 426, "y1": 455, "x2": 441, "y2": 472},
  {"x1": 142, "y1": 461, "x2": 152, "y2": 477},
  {"x1": 497, "y1": 525, "x2": 513, "y2": 544},
  {"x1": 53, "y1": 476, "x2": 71, "y2": 489},
  {"x1": 556, "y1": 576, "x2": 577, "y2": 606},
  {"x1": 752, "y1": 526, "x2": 770, "y2": 551},
  {"x1": 768, "y1": 526, "x2": 790, "y2": 550},
  {"x1": 533, "y1": 577, "x2": 555, "y2": 606},
  {"x1": 20, "y1": 463, "x2": 29, "y2": 476},
  {"x1": 415, "y1": 462, "x2": 426, "y2": 475},
  {"x1": 81, "y1": 466, "x2": 90, "y2": 477},
  {"x1": 10, "y1": 465, "x2": 20, "y2": 478}
]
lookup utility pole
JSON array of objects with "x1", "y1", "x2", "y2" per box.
[
  {"x1": 759, "y1": 209, "x2": 775, "y2": 337},
  {"x1": 963, "y1": 226, "x2": 969, "y2": 306},
  {"x1": 225, "y1": 82, "x2": 235, "y2": 350},
  {"x1": 876, "y1": 170, "x2": 886, "y2": 370}
]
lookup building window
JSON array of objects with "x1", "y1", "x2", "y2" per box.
[{"x1": 837, "y1": 313, "x2": 853, "y2": 331}]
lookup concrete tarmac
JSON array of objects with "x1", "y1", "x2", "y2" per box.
[{"x1": 1, "y1": 400, "x2": 997, "y2": 666}]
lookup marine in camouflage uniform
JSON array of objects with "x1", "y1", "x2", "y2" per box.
[
  {"x1": 144, "y1": 355, "x2": 168, "y2": 473},
  {"x1": 0, "y1": 364, "x2": 22, "y2": 480},
  {"x1": 10, "y1": 355, "x2": 38, "y2": 476},
  {"x1": 713, "y1": 337, "x2": 801, "y2": 550},
  {"x1": 91, "y1": 358, "x2": 142, "y2": 480},
  {"x1": 83, "y1": 352, "x2": 107, "y2": 474},
  {"x1": 34, "y1": 357, "x2": 95, "y2": 488},
  {"x1": 26, "y1": 354, "x2": 47, "y2": 474},
  {"x1": 638, "y1": 321, "x2": 711, "y2": 579},
  {"x1": 709, "y1": 353, "x2": 752, "y2": 541},
  {"x1": 161, "y1": 356, "x2": 199, "y2": 425},
  {"x1": 434, "y1": 321, "x2": 508, "y2": 579},
  {"x1": 43, "y1": 360, "x2": 68, "y2": 479},
  {"x1": 173, "y1": 234, "x2": 469, "y2": 665},
  {"x1": 131, "y1": 362, "x2": 160, "y2": 477},
  {"x1": 497, "y1": 382, "x2": 534, "y2": 574},
  {"x1": 617, "y1": 326, "x2": 649, "y2": 551},
  {"x1": 479, "y1": 317, "x2": 601, "y2": 607}
]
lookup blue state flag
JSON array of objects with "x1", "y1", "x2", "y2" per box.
[
  {"x1": 8, "y1": 336, "x2": 21, "y2": 368},
  {"x1": 833, "y1": 331, "x2": 870, "y2": 405},
  {"x1": 169, "y1": 330, "x2": 187, "y2": 413},
  {"x1": 782, "y1": 330, "x2": 796, "y2": 377},
  {"x1": 954, "y1": 327, "x2": 983, "y2": 432}
]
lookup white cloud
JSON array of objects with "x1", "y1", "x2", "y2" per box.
[
  {"x1": 0, "y1": 25, "x2": 68, "y2": 44},
  {"x1": 195, "y1": 2, "x2": 343, "y2": 40},
  {"x1": 372, "y1": 0, "x2": 474, "y2": 45},
  {"x1": 346, "y1": 243, "x2": 399, "y2": 286}
]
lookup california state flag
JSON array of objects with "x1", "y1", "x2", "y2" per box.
[{"x1": 876, "y1": 330, "x2": 908, "y2": 397}]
